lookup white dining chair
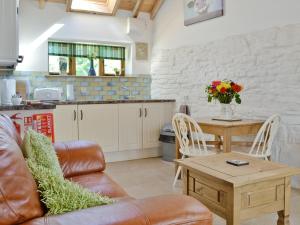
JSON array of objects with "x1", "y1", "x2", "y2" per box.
[
  {"x1": 172, "y1": 113, "x2": 217, "y2": 187},
  {"x1": 234, "y1": 114, "x2": 281, "y2": 161}
]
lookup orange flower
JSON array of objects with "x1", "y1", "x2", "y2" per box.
[{"x1": 232, "y1": 84, "x2": 242, "y2": 93}]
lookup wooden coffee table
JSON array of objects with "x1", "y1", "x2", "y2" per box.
[{"x1": 177, "y1": 153, "x2": 300, "y2": 225}]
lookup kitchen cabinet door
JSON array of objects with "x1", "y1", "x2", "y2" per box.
[
  {"x1": 54, "y1": 105, "x2": 78, "y2": 142},
  {"x1": 78, "y1": 104, "x2": 118, "y2": 152},
  {"x1": 163, "y1": 102, "x2": 175, "y2": 124},
  {"x1": 119, "y1": 104, "x2": 143, "y2": 151},
  {"x1": 142, "y1": 103, "x2": 164, "y2": 149}
]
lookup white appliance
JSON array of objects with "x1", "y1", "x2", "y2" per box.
[
  {"x1": 66, "y1": 84, "x2": 75, "y2": 101},
  {"x1": 33, "y1": 88, "x2": 63, "y2": 101},
  {"x1": 1, "y1": 79, "x2": 16, "y2": 105},
  {"x1": 0, "y1": 0, "x2": 23, "y2": 69}
]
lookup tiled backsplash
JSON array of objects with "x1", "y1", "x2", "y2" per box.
[{"x1": 0, "y1": 71, "x2": 151, "y2": 101}]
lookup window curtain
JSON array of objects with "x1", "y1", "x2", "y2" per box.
[{"x1": 48, "y1": 41, "x2": 126, "y2": 60}]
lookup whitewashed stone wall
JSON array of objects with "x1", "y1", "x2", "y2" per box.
[{"x1": 151, "y1": 24, "x2": 300, "y2": 188}]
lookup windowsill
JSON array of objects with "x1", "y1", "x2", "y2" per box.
[{"x1": 45, "y1": 75, "x2": 144, "y2": 78}]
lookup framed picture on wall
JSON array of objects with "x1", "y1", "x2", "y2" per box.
[
  {"x1": 184, "y1": 0, "x2": 224, "y2": 26},
  {"x1": 135, "y1": 42, "x2": 148, "y2": 61}
]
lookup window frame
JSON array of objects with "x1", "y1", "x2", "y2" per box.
[
  {"x1": 48, "y1": 41, "x2": 126, "y2": 77},
  {"x1": 100, "y1": 59, "x2": 125, "y2": 76}
]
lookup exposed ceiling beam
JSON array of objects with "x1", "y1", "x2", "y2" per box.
[
  {"x1": 132, "y1": 0, "x2": 144, "y2": 18},
  {"x1": 111, "y1": 0, "x2": 122, "y2": 16},
  {"x1": 39, "y1": 0, "x2": 46, "y2": 9},
  {"x1": 66, "y1": 0, "x2": 72, "y2": 12},
  {"x1": 37, "y1": 0, "x2": 165, "y2": 18},
  {"x1": 150, "y1": 0, "x2": 165, "y2": 20}
]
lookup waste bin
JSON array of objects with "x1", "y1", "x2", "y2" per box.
[{"x1": 159, "y1": 123, "x2": 176, "y2": 162}]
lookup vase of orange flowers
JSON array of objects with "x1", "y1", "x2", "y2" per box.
[{"x1": 206, "y1": 80, "x2": 243, "y2": 119}]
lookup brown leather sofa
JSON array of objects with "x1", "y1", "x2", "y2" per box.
[{"x1": 0, "y1": 114, "x2": 212, "y2": 225}]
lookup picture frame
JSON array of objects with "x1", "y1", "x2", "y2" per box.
[
  {"x1": 184, "y1": 0, "x2": 224, "y2": 26},
  {"x1": 135, "y1": 42, "x2": 148, "y2": 61}
]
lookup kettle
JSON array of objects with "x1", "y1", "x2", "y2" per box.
[{"x1": 0, "y1": 79, "x2": 16, "y2": 105}]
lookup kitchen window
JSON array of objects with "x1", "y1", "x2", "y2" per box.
[{"x1": 48, "y1": 41, "x2": 125, "y2": 76}]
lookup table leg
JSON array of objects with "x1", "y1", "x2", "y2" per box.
[
  {"x1": 223, "y1": 130, "x2": 232, "y2": 153},
  {"x1": 175, "y1": 137, "x2": 181, "y2": 174},
  {"x1": 175, "y1": 137, "x2": 180, "y2": 160},
  {"x1": 215, "y1": 135, "x2": 222, "y2": 151},
  {"x1": 182, "y1": 168, "x2": 189, "y2": 195},
  {"x1": 277, "y1": 211, "x2": 290, "y2": 225},
  {"x1": 277, "y1": 177, "x2": 291, "y2": 225},
  {"x1": 226, "y1": 188, "x2": 241, "y2": 225}
]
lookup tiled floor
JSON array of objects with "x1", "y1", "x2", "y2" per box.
[{"x1": 106, "y1": 157, "x2": 300, "y2": 225}]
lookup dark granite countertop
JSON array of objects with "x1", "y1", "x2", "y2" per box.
[
  {"x1": 0, "y1": 103, "x2": 56, "y2": 111},
  {"x1": 48, "y1": 99, "x2": 176, "y2": 105},
  {"x1": 0, "y1": 99, "x2": 175, "y2": 111}
]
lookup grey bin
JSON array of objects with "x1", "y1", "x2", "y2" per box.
[{"x1": 159, "y1": 123, "x2": 176, "y2": 162}]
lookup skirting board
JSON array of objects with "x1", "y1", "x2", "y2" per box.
[{"x1": 104, "y1": 147, "x2": 162, "y2": 163}]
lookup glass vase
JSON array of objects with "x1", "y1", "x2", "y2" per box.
[
  {"x1": 220, "y1": 103, "x2": 235, "y2": 120},
  {"x1": 88, "y1": 59, "x2": 96, "y2": 76}
]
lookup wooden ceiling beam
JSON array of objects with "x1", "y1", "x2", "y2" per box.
[
  {"x1": 111, "y1": 0, "x2": 122, "y2": 16},
  {"x1": 150, "y1": 0, "x2": 165, "y2": 19},
  {"x1": 132, "y1": 0, "x2": 144, "y2": 18},
  {"x1": 39, "y1": 0, "x2": 46, "y2": 9},
  {"x1": 66, "y1": 0, "x2": 72, "y2": 12}
]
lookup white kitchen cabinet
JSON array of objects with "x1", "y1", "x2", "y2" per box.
[
  {"x1": 0, "y1": 0, "x2": 20, "y2": 68},
  {"x1": 54, "y1": 105, "x2": 78, "y2": 142},
  {"x1": 78, "y1": 104, "x2": 118, "y2": 152},
  {"x1": 54, "y1": 102, "x2": 175, "y2": 155},
  {"x1": 118, "y1": 103, "x2": 143, "y2": 151},
  {"x1": 142, "y1": 103, "x2": 164, "y2": 149}
]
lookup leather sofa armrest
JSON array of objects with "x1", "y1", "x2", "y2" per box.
[
  {"x1": 54, "y1": 141, "x2": 106, "y2": 178},
  {"x1": 21, "y1": 195, "x2": 212, "y2": 225}
]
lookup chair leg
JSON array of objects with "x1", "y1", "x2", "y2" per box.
[{"x1": 173, "y1": 166, "x2": 182, "y2": 187}]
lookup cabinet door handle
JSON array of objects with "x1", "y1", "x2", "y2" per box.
[
  {"x1": 144, "y1": 108, "x2": 148, "y2": 118},
  {"x1": 139, "y1": 108, "x2": 142, "y2": 117},
  {"x1": 73, "y1": 110, "x2": 77, "y2": 121},
  {"x1": 80, "y1": 110, "x2": 83, "y2": 120}
]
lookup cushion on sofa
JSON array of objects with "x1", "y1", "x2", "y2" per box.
[
  {"x1": 69, "y1": 172, "x2": 128, "y2": 198},
  {"x1": 23, "y1": 129, "x2": 63, "y2": 178},
  {"x1": 23, "y1": 130, "x2": 113, "y2": 215},
  {"x1": 26, "y1": 160, "x2": 113, "y2": 215},
  {"x1": 0, "y1": 130, "x2": 43, "y2": 225},
  {"x1": 20, "y1": 195, "x2": 212, "y2": 225},
  {"x1": 54, "y1": 141, "x2": 106, "y2": 178}
]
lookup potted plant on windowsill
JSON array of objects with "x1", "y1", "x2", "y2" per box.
[
  {"x1": 114, "y1": 68, "x2": 121, "y2": 76},
  {"x1": 206, "y1": 80, "x2": 243, "y2": 120}
]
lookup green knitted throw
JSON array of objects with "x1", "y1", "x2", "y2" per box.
[
  {"x1": 23, "y1": 129, "x2": 63, "y2": 177},
  {"x1": 23, "y1": 130, "x2": 113, "y2": 215}
]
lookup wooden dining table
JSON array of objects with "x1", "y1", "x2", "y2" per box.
[{"x1": 175, "y1": 118, "x2": 265, "y2": 161}]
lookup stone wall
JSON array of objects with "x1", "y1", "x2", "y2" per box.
[
  {"x1": 0, "y1": 72, "x2": 151, "y2": 101},
  {"x1": 151, "y1": 24, "x2": 300, "y2": 188}
]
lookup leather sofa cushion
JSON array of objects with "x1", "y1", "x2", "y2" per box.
[
  {"x1": 0, "y1": 130, "x2": 43, "y2": 225},
  {"x1": 21, "y1": 195, "x2": 212, "y2": 225},
  {"x1": 54, "y1": 141, "x2": 106, "y2": 178},
  {"x1": 69, "y1": 172, "x2": 128, "y2": 198}
]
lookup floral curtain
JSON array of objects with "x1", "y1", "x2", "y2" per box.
[{"x1": 48, "y1": 41, "x2": 126, "y2": 60}]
